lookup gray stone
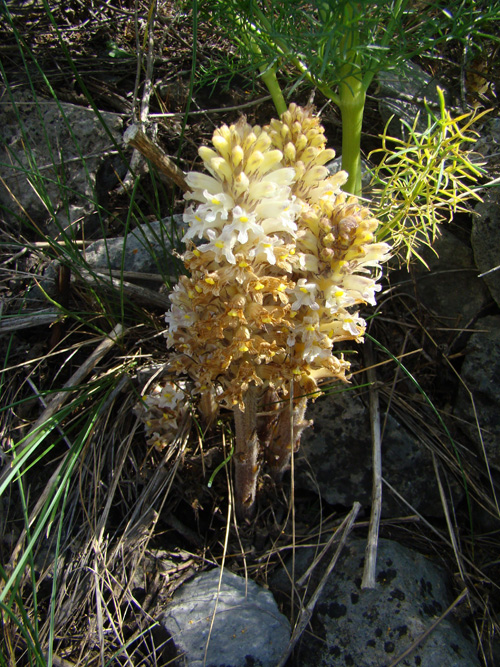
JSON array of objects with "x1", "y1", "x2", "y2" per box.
[
  {"x1": 24, "y1": 217, "x2": 186, "y2": 307},
  {"x1": 455, "y1": 315, "x2": 500, "y2": 471},
  {"x1": 378, "y1": 62, "x2": 446, "y2": 139},
  {"x1": 0, "y1": 91, "x2": 122, "y2": 227},
  {"x1": 473, "y1": 117, "x2": 500, "y2": 162},
  {"x1": 396, "y1": 228, "x2": 490, "y2": 325},
  {"x1": 297, "y1": 389, "x2": 461, "y2": 516},
  {"x1": 472, "y1": 188, "x2": 500, "y2": 309},
  {"x1": 273, "y1": 538, "x2": 479, "y2": 667},
  {"x1": 84, "y1": 217, "x2": 185, "y2": 275},
  {"x1": 161, "y1": 568, "x2": 290, "y2": 667}
]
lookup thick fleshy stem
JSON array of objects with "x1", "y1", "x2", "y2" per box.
[
  {"x1": 338, "y1": 2, "x2": 365, "y2": 197},
  {"x1": 266, "y1": 391, "x2": 311, "y2": 482},
  {"x1": 233, "y1": 385, "x2": 261, "y2": 520}
]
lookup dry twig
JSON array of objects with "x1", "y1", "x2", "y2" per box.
[
  {"x1": 124, "y1": 124, "x2": 190, "y2": 192},
  {"x1": 361, "y1": 342, "x2": 383, "y2": 589},
  {"x1": 276, "y1": 502, "x2": 362, "y2": 667}
]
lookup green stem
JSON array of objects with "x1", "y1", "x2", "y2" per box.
[
  {"x1": 241, "y1": 6, "x2": 341, "y2": 109},
  {"x1": 236, "y1": 15, "x2": 287, "y2": 116},
  {"x1": 259, "y1": 62, "x2": 287, "y2": 116},
  {"x1": 338, "y1": 3, "x2": 365, "y2": 196},
  {"x1": 339, "y1": 80, "x2": 365, "y2": 196}
]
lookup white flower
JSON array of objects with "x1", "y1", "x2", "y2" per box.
[
  {"x1": 254, "y1": 197, "x2": 300, "y2": 222},
  {"x1": 165, "y1": 304, "x2": 195, "y2": 333},
  {"x1": 184, "y1": 172, "x2": 221, "y2": 199},
  {"x1": 287, "y1": 312, "x2": 328, "y2": 363},
  {"x1": 182, "y1": 190, "x2": 236, "y2": 241},
  {"x1": 297, "y1": 252, "x2": 319, "y2": 273},
  {"x1": 304, "y1": 170, "x2": 348, "y2": 204},
  {"x1": 182, "y1": 205, "x2": 219, "y2": 240},
  {"x1": 248, "y1": 236, "x2": 284, "y2": 265},
  {"x1": 199, "y1": 190, "x2": 233, "y2": 222},
  {"x1": 341, "y1": 312, "x2": 366, "y2": 337},
  {"x1": 261, "y1": 214, "x2": 297, "y2": 237},
  {"x1": 150, "y1": 382, "x2": 185, "y2": 410},
  {"x1": 286, "y1": 310, "x2": 323, "y2": 347},
  {"x1": 324, "y1": 284, "x2": 356, "y2": 310},
  {"x1": 225, "y1": 206, "x2": 263, "y2": 244},
  {"x1": 341, "y1": 274, "x2": 382, "y2": 306},
  {"x1": 288, "y1": 279, "x2": 320, "y2": 311},
  {"x1": 353, "y1": 243, "x2": 392, "y2": 269},
  {"x1": 302, "y1": 340, "x2": 328, "y2": 363},
  {"x1": 198, "y1": 228, "x2": 237, "y2": 264},
  {"x1": 165, "y1": 286, "x2": 197, "y2": 342},
  {"x1": 261, "y1": 167, "x2": 296, "y2": 186}
]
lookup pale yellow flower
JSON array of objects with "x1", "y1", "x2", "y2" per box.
[{"x1": 164, "y1": 105, "x2": 390, "y2": 409}]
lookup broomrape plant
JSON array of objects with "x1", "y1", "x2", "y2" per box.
[
  {"x1": 135, "y1": 1, "x2": 496, "y2": 519},
  {"x1": 139, "y1": 104, "x2": 390, "y2": 519}
]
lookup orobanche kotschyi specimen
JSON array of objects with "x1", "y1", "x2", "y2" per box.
[{"x1": 161, "y1": 104, "x2": 390, "y2": 519}]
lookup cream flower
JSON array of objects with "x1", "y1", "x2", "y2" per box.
[
  {"x1": 182, "y1": 191, "x2": 235, "y2": 241},
  {"x1": 288, "y1": 279, "x2": 320, "y2": 311},
  {"x1": 225, "y1": 206, "x2": 263, "y2": 244},
  {"x1": 248, "y1": 235, "x2": 283, "y2": 265},
  {"x1": 341, "y1": 273, "x2": 382, "y2": 306},
  {"x1": 135, "y1": 380, "x2": 188, "y2": 451},
  {"x1": 165, "y1": 106, "x2": 390, "y2": 408},
  {"x1": 323, "y1": 284, "x2": 357, "y2": 310},
  {"x1": 198, "y1": 228, "x2": 237, "y2": 264}
]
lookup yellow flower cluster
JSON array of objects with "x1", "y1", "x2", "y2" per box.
[
  {"x1": 135, "y1": 381, "x2": 187, "y2": 451},
  {"x1": 165, "y1": 104, "x2": 390, "y2": 409}
]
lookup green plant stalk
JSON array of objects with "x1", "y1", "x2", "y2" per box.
[
  {"x1": 237, "y1": 15, "x2": 288, "y2": 116},
  {"x1": 238, "y1": 1, "x2": 366, "y2": 194},
  {"x1": 338, "y1": 2, "x2": 364, "y2": 196},
  {"x1": 339, "y1": 80, "x2": 365, "y2": 197},
  {"x1": 258, "y1": 62, "x2": 287, "y2": 116}
]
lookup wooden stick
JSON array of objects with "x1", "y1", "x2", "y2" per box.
[
  {"x1": 0, "y1": 309, "x2": 59, "y2": 333},
  {"x1": 75, "y1": 269, "x2": 172, "y2": 309},
  {"x1": 362, "y1": 342, "x2": 383, "y2": 589},
  {"x1": 276, "y1": 502, "x2": 362, "y2": 667},
  {"x1": 124, "y1": 125, "x2": 190, "y2": 193}
]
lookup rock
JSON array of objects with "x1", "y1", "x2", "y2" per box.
[
  {"x1": 472, "y1": 188, "x2": 500, "y2": 309},
  {"x1": 394, "y1": 228, "x2": 490, "y2": 325},
  {"x1": 455, "y1": 315, "x2": 500, "y2": 472},
  {"x1": 24, "y1": 217, "x2": 186, "y2": 308},
  {"x1": 473, "y1": 117, "x2": 500, "y2": 162},
  {"x1": 377, "y1": 61, "x2": 446, "y2": 139},
  {"x1": 84, "y1": 217, "x2": 185, "y2": 275},
  {"x1": 0, "y1": 90, "x2": 122, "y2": 228},
  {"x1": 160, "y1": 568, "x2": 291, "y2": 667},
  {"x1": 272, "y1": 538, "x2": 479, "y2": 667},
  {"x1": 297, "y1": 389, "x2": 462, "y2": 516}
]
